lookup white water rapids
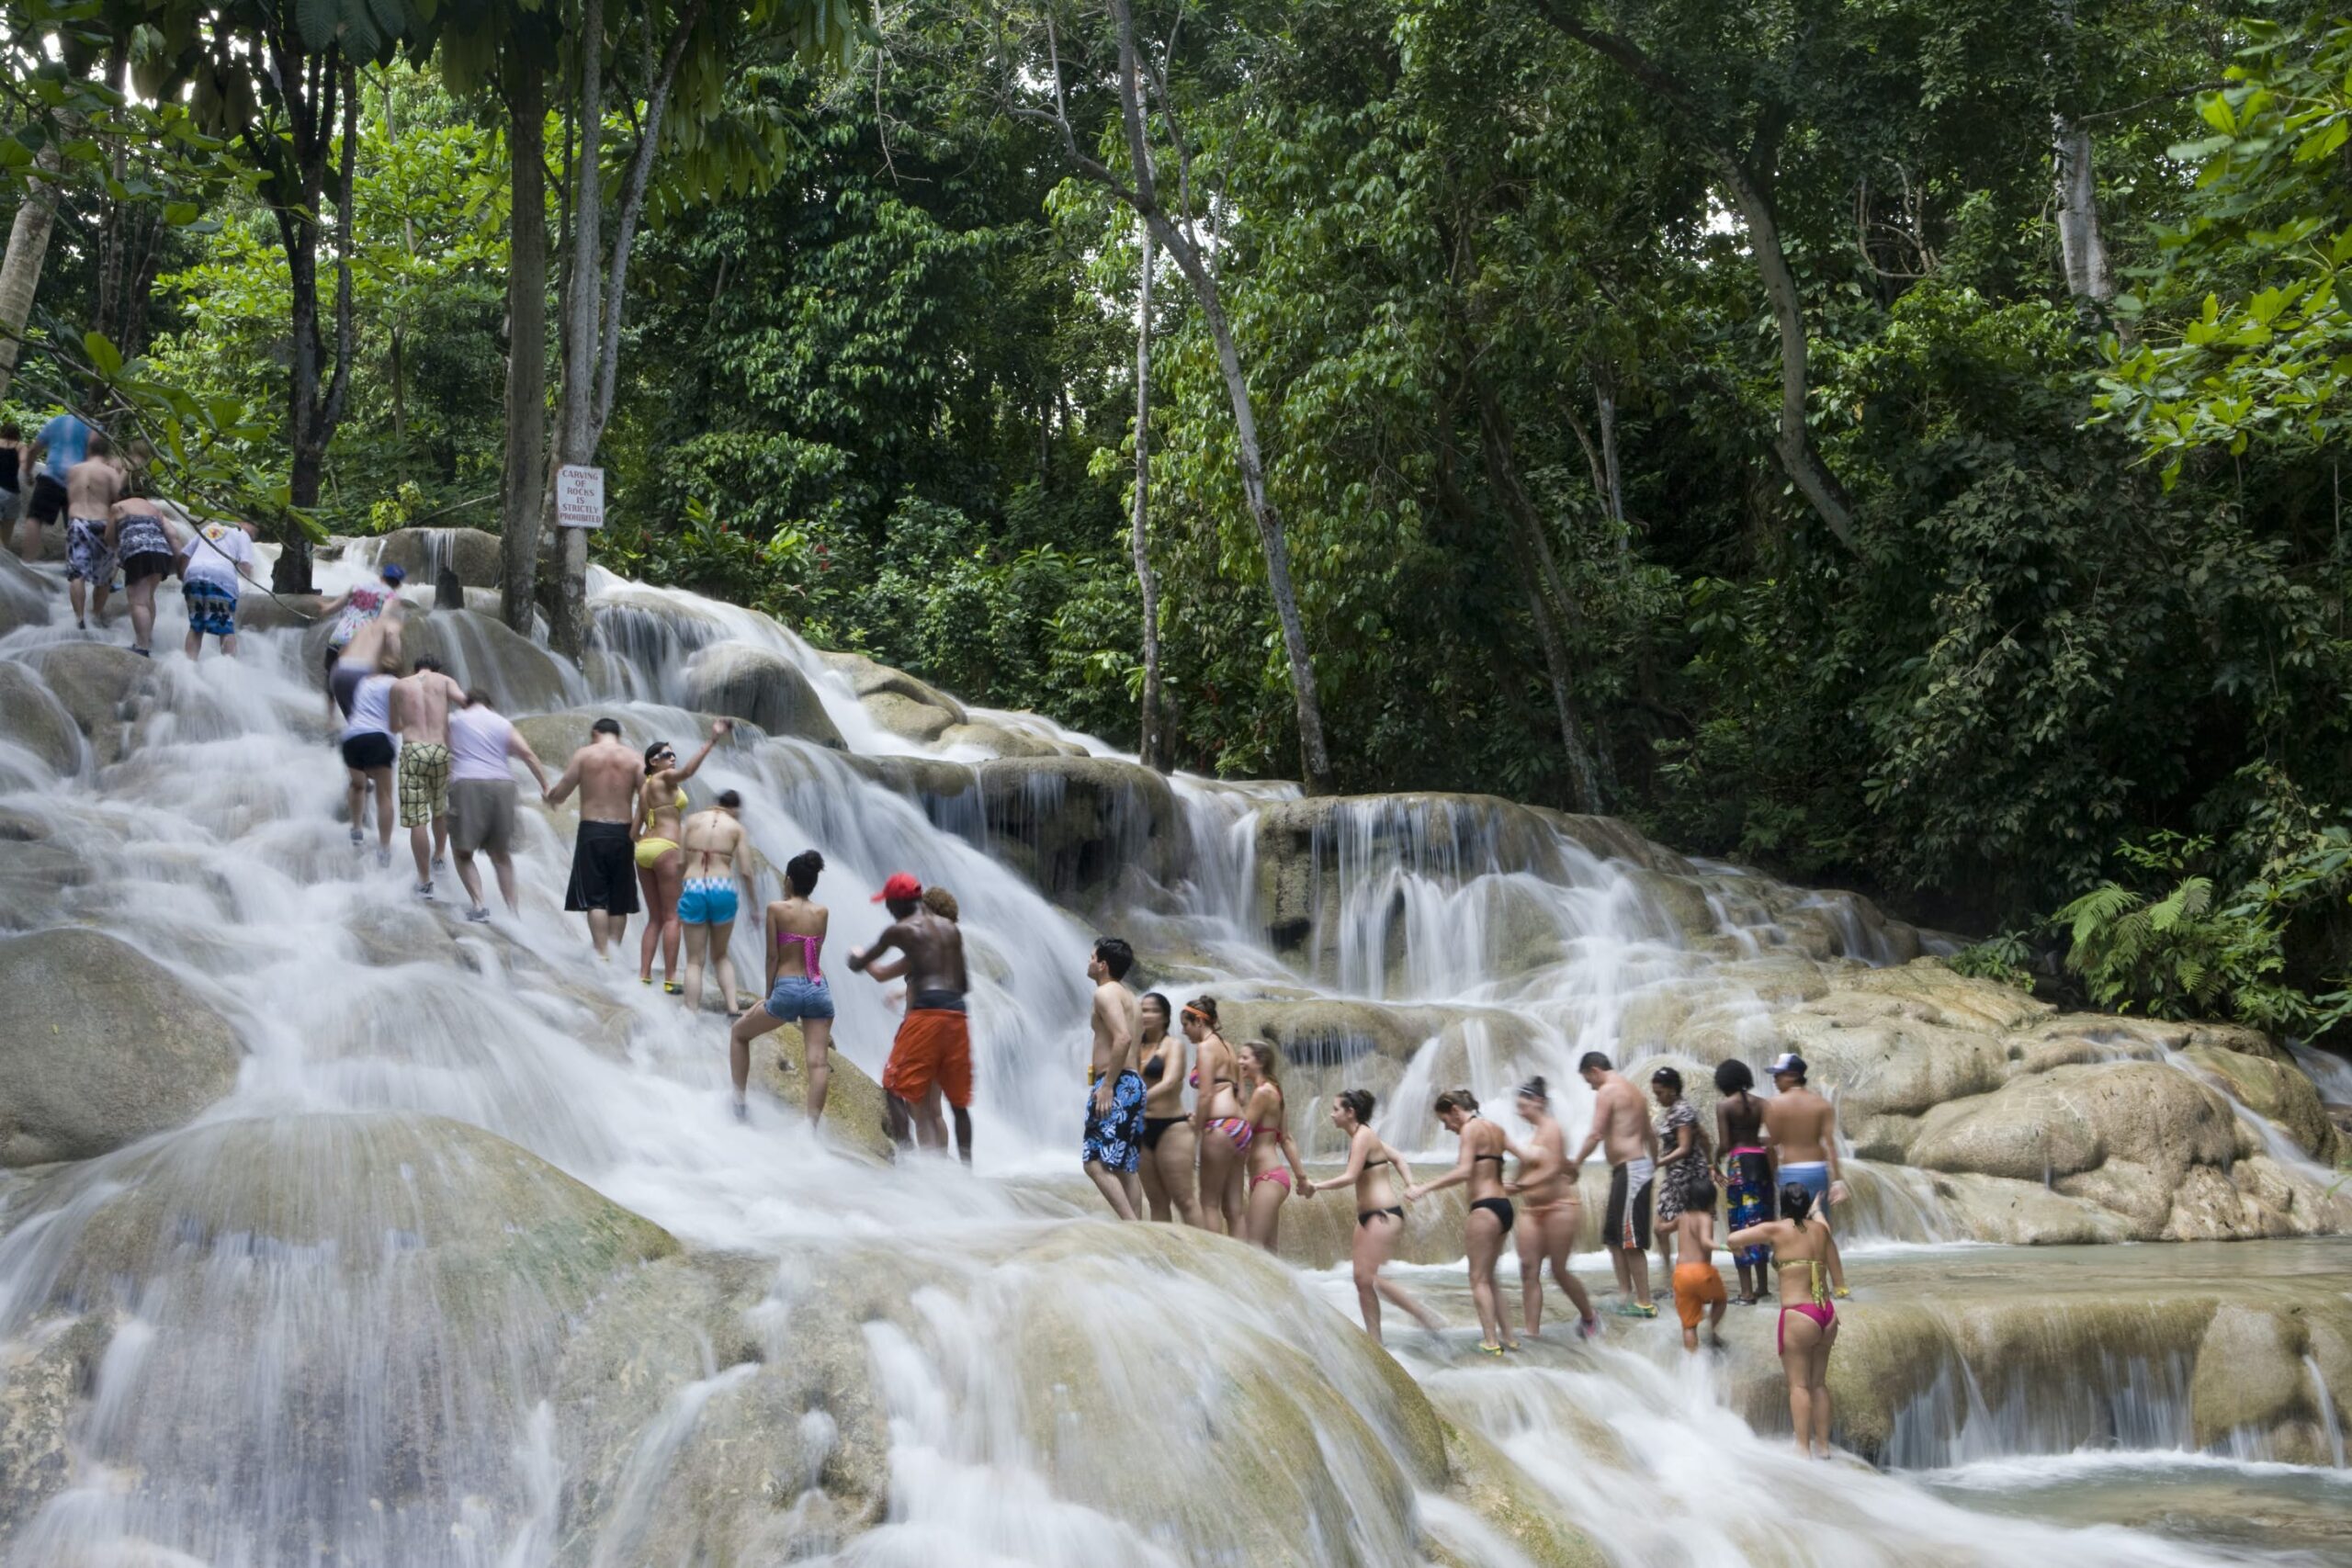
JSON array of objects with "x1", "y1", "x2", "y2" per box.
[{"x1": 0, "y1": 543, "x2": 2342, "y2": 1567}]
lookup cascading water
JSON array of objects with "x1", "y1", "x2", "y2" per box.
[{"x1": 0, "y1": 539, "x2": 2345, "y2": 1568}]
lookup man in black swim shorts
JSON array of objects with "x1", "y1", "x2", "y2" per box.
[{"x1": 543, "y1": 717, "x2": 647, "y2": 959}]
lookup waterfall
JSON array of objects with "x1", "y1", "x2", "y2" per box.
[{"x1": 0, "y1": 539, "x2": 2343, "y2": 1567}]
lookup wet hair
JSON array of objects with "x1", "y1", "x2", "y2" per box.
[
  {"x1": 1433, "y1": 1088, "x2": 1478, "y2": 1116},
  {"x1": 88, "y1": 431, "x2": 113, "y2": 458},
  {"x1": 715, "y1": 789, "x2": 742, "y2": 809},
  {"x1": 1516, "y1": 1075, "x2": 1550, "y2": 1104},
  {"x1": 1714, "y1": 1059, "x2": 1755, "y2": 1095},
  {"x1": 1687, "y1": 1178, "x2": 1720, "y2": 1213},
  {"x1": 1651, "y1": 1066, "x2": 1683, "y2": 1097},
  {"x1": 464, "y1": 688, "x2": 493, "y2": 709},
  {"x1": 412, "y1": 655, "x2": 443, "y2": 674},
  {"x1": 1183, "y1": 996, "x2": 1220, "y2": 1030},
  {"x1": 644, "y1": 740, "x2": 674, "y2": 767},
  {"x1": 1578, "y1": 1051, "x2": 1612, "y2": 1073},
  {"x1": 922, "y1": 885, "x2": 959, "y2": 921},
  {"x1": 784, "y1": 850, "x2": 824, "y2": 897},
  {"x1": 1093, "y1": 936, "x2": 1136, "y2": 980},
  {"x1": 1243, "y1": 1039, "x2": 1281, "y2": 1083},
  {"x1": 592, "y1": 716, "x2": 623, "y2": 737},
  {"x1": 1781, "y1": 1183, "x2": 1815, "y2": 1230},
  {"x1": 1337, "y1": 1088, "x2": 1376, "y2": 1124}
]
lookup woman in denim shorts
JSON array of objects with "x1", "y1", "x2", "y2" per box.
[{"x1": 727, "y1": 850, "x2": 835, "y2": 1124}]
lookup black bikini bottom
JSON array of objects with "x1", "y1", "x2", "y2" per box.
[
  {"x1": 1469, "y1": 1195, "x2": 1516, "y2": 1235},
  {"x1": 1141, "y1": 1115, "x2": 1184, "y2": 1151},
  {"x1": 1357, "y1": 1205, "x2": 1404, "y2": 1227}
]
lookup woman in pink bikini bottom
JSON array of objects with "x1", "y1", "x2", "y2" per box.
[{"x1": 1729, "y1": 1182, "x2": 1839, "y2": 1457}]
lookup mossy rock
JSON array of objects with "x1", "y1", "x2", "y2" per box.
[{"x1": 750, "y1": 1023, "x2": 898, "y2": 1163}]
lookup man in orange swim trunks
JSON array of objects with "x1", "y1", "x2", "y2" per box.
[{"x1": 849, "y1": 872, "x2": 973, "y2": 1164}]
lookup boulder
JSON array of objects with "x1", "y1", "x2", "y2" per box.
[
  {"x1": 0, "y1": 1312, "x2": 112, "y2": 1542},
  {"x1": 370, "y1": 525, "x2": 503, "y2": 590},
  {"x1": 22, "y1": 641, "x2": 155, "y2": 766},
  {"x1": 235, "y1": 589, "x2": 322, "y2": 633},
  {"x1": 938, "y1": 717, "x2": 1065, "y2": 759},
  {"x1": 2182, "y1": 1042, "x2": 2346, "y2": 1162},
  {"x1": 0, "y1": 660, "x2": 80, "y2": 775},
  {"x1": 977, "y1": 755, "x2": 1186, "y2": 906},
  {"x1": 682, "y1": 643, "x2": 844, "y2": 749},
  {"x1": 818, "y1": 649, "x2": 967, "y2": 740},
  {"x1": 749, "y1": 1024, "x2": 898, "y2": 1163},
  {"x1": 0, "y1": 547, "x2": 48, "y2": 637},
  {"x1": 403, "y1": 607, "x2": 575, "y2": 715},
  {"x1": 2191, "y1": 1304, "x2": 2311, "y2": 1449},
  {"x1": 0, "y1": 836, "x2": 96, "y2": 934},
  {"x1": 0, "y1": 928, "x2": 243, "y2": 1166}
]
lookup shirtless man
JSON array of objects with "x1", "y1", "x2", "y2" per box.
[
  {"x1": 675, "y1": 793, "x2": 756, "y2": 1017},
  {"x1": 1764, "y1": 1052, "x2": 1849, "y2": 1296},
  {"x1": 544, "y1": 717, "x2": 646, "y2": 958},
  {"x1": 390, "y1": 655, "x2": 467, "y2": 897},
  {"x1": 62, "y1": 434, "x2": 124, "y2": 632},
  {"x1": 1081, "y1": 936, "x2": 1147, "y2": 1220},
  {"x1": 1572, "y1": 1051, "x2": 1661, "y2": 1316},
  {"x1": 849, "y1": 873, "x2": 972, "y2": 1163}
]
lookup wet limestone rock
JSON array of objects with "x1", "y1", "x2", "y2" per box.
[
  {"x1": 2191, "y1": 1305, "x2": 2312, "y2": 1450},
  {"x1": 939, "y1": 717, "x2": 1066, "y2": 758},
  {"x1": 818, "y1": 649, "x2": 967, "y2": 741},
  {"x1": 2181, "y1": 1042, "x2": 2346, "y2": 1162},
  {"x1": 1431, "y1": 1420, "x2": 1609, "y2": 1568},
  {"x1": 0, "y1": 1313, "x2": 113, "y2": 1542},
  {"x1": 0, "y1": 660, "x2": 81, "y2": 776},
  {"x1": 235, "y1": 589, "x2": 322, "y2": 633},
  {"x1": 402, "y1": 607, "x2": 573, "y2": 715},
  {"x1": 682, "y1": 643, "x2": 844, "y2": 749},
  {"x1": 750, "y1": 1024, "x2": 897, "y2": 1163},
  {"x1": 372, "y1": 525, "x2": 503, "y2": 589},
  {"x1": 23, "y1": 642, "x2": 156, "y2": 766},
  {"x1": 978, "y1": 755, "x2": 1186, "y2": 904},
  {"x1": 0, "y1": 548, "x2": 48, "y2": 637},
  {"x1": 0, "y1": 928, "x2": 243, "y2": 1166}
]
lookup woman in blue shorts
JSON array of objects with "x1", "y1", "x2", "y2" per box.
[{"x1": 726, "y1": 850, "x2": 835, "y2": 1124}]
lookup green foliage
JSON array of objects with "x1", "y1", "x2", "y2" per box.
[
  {"x1": 2097, "y1": 16, "x2": 2352, "y2": 482},
  {"x1": 1946, "y1": 931, "x2": 2035, "y2": 992}
]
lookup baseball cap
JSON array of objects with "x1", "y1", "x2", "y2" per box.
[
  {"x1": 872, "y1": 872, "x2": 922, "y2": 904},
  {"x1": 379, "y1": 562, "x2": 407, "y2": 583},
  {"x1": 1769, "y1": 1052, "x2": 1807, "y2": 1078}
]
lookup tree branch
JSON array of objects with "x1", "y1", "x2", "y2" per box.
[
  {"x1": 593, "y1": 0, "x2": 707, "y2": 440},
  {"x1": 320, "y1": 57, "x2": 359, "y2": 436}
]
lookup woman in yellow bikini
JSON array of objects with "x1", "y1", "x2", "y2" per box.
[
  {"x1": 632, "y1": 721, "x2": 728, "y2": 992},
  {"x1": 1728, "y1": 1181, "x2": 1839, "y2": 1457}
]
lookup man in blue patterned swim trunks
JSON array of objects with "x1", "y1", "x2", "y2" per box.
[
  {"x1": 1081, "y1": 936, "x2": 1148, "y2": 1220},
  {"x1": 178, "y1": 516, "x2": 260, "y2": 660}
]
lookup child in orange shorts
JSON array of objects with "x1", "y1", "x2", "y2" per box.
[{"x1": 1671, "y1": 1179, "x2": 1728, "y2": 1352}]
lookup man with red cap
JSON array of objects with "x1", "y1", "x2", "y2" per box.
[{"x1": 849, "y1": 871, "x2": 973, "y2": 1163}]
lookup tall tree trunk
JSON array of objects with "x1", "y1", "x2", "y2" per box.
[
  {"x1": 2052, "y1": 118, "x2": 2110, "y2": 309},
  {"x1": 1129, "y1": 214, "x2": 1166, "y2": 771},
  {"x1": 1100, "y1": 0, "x2": 1333, "y2": 792},
  {"x1": 0, "y1": 141, "x2": 66, "y2": 403},
  {"x1": 1536, "y1": 2, "x2": 1857, "y2": 553},
  {"x1": 1593, "y1": 365, "x2": 1626, "y2": 530},
  {"x1": 501, "y1": 66, "x2": 549, "y2": 637},
  {"x1": 1472, "y1": 378, "x2": 1600, "y2": 811},
  {"x1": 548, "y1": 0, "x2": 605, "y2": 660}
]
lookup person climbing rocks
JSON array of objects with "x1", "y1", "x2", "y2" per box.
[
  {"x1": 337, "y1": 645, "x2": 401, "y2": 867},
  {"x1": 1304, "y1": 1089, "x2": 1442, "y2": 1345},
  {"x1": 1763, "y1": 1052, "x2": 1849, "y2": 1298},
  {"x1": 676, "y1": 791, "x2": 756, "y2": 1019},
  {"x1": 1714, "y1": 1058, "x2": 1776, "y2": 1304},
  {"x1": 1406, "y1": 1089, "x2": 1520, "y2": 1354},
  {"x1": 317, "y1": 562, "x2": 406, "y2": 721},
  {"x1": 851, "y1": 872, "x2": 972, "y2": 1163},
  {"x1": 631, "y1": 721, "x2": 729, "y2": 992},
  {"x1": 544, "y1": 717, "x2": 646, "y2": 960},
  {"x1": 1081, "y1": 936, "x2": 1147, "y2": 1220},
  {"x1": 21, "y1": 407, "x2": 93, "y2": 562},
  {"x1": 1730, "y1": 1181, "x2": 1839, "y2": 1456},
  {"x1": 390, "y1": 655, "x2": 467, "y2": 897},
  {"x1": 104, "y1": 484, "x2": 180, "y2": 657},
  {"x1": 62, "y1": 430, "x2": 123, "y2": 633},
  {"x1": 446, "y1": 689, "x2": 549, "y2": 919},
  {"x1": 1670, "y1": 1174, "x2": 1728, "y2": 1353},
  {"x1": 1573, "y1": 1051, "x2": 1660, "y2": 1318},
  {"x1": 1503, "y1": 1077, "x2": 1600, "y2": 1340},
  {"x1": 1651, "y1": 1066, "x2": 1710, "y2": 1280},
  {"x1": 729, "y1": 849, "x2": 834, "y2": 1124},
  {"x1": 178, "y1": 515, "x2": 261, "y2": 660}
]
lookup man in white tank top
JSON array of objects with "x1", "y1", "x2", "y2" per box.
[{"x1": 447, "y1": 691, "x2": 549, "y2": 919}]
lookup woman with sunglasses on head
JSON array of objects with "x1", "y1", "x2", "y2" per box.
[
  {"x1": 1406, "y1": 1089, "x2": 1521, "y2": 1355},
  {"x1": 1505, "y1": 1077, "x2": 1600, "y2": 1340},
  {"x1": 1304, "y1": 1089, "x2": 1442, "y2": 1344},
  {"x1": 1183, "y1": 998, "x2": 1249, "y2": 1235},
  {"x1": 632, "y1": 720, "x2": 729, "y2": 993},
  {"x1": 1236, "y1": 1041, "x2": 1311, "y2": 1251},
  {"x1": 1135, "y1": 992, "x2": 1203, "y2": 1225}
]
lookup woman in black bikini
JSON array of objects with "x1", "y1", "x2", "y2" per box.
[
  {"x1": 1306, "y1": 1089, "x2": 1442, "y2": 1344},
  {"x1": 1407, "y1": 1088, "x2": 1520, "y2": 1354},
  {"x1": 1135, "y1": 993, "x2": 1202, "y2": 1225}
]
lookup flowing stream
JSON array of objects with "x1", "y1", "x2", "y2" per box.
[{"x1": 0, "y1": 545, "x2": 2343, "y2": 1567}]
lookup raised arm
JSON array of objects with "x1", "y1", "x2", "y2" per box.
[{"x1": 672, "y1": 718, "x2": 732, "y2": 784}]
